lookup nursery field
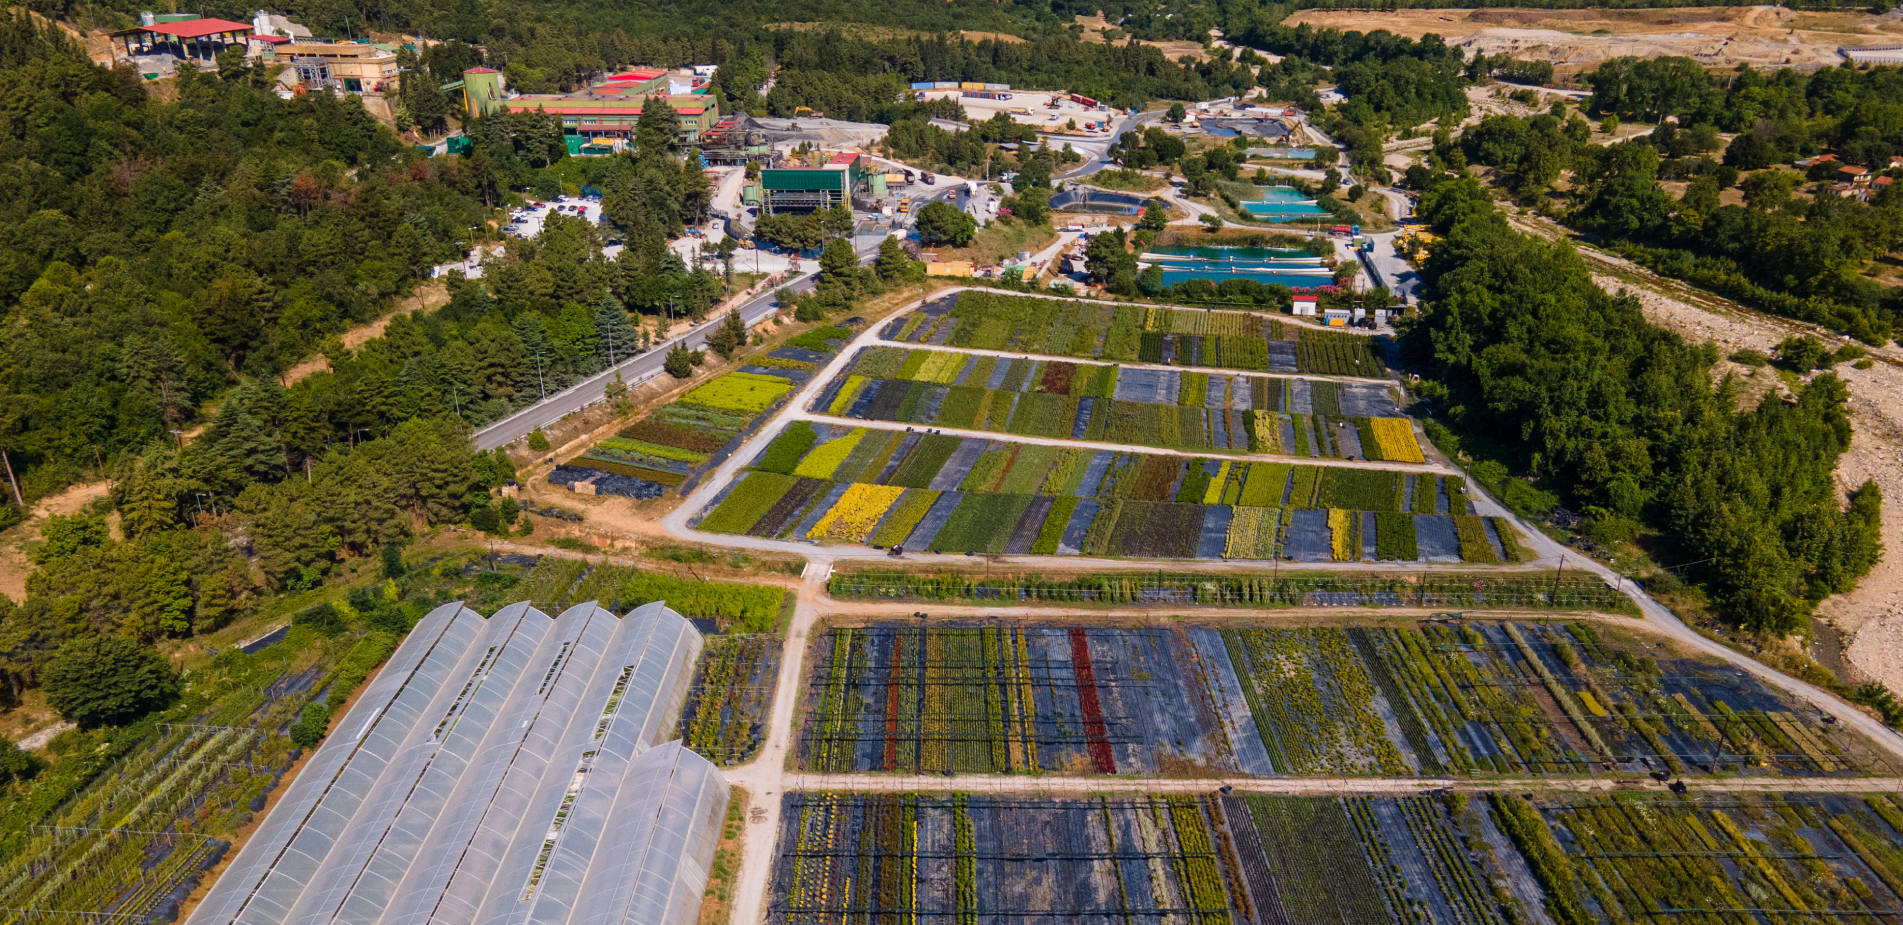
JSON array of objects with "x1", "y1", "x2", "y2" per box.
[
  {"x1": 559, "y1": 324, "x2": 857, "y2": 497},
  {"x1": 798, "y1": 624, "x2": 1233, "y2": 776},
  {"x1": 768, "y1": 791, "x2": 1246, "y2": 925},
  {"x1": 793, "y1": 619, "x2": 1870, "y2": 780},
  {"x1": 697, "y1": 425, "x2": 1515, "y2": 562},
  {"x1": 818, "y1": 345, "x2": 1421, "y2": 461},
  {"x1": 887, "y1": 291, "x2": 1388, "y2": 376},
  {"x1": 768, "y1": 790, "x2": 1903, "y2": 925},
  {"x1": 0, "y1": 626, "x2": 396, "y2": 923},
  {"x1": 1214, "y1": 621, "x2": 1879, "y2": 778},
  {"x1": 680, "y1": 634, "x2": 781, "y2": 766},
  {"x1": 827, "y1": 568, "x2": 1634, "y2": 612},
  {"x1": 502, "y1": 556, "x2": 790, "y2": 632}
]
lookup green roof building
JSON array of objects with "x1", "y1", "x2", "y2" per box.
[{"x1": 761, "y1": 153, "x2": 872, "y2": 214}]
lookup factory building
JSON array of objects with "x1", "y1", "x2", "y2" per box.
[
  {"x1": 757, "y1": 152, "x2": 879, "y2": 214},
  {"x1": 185, "y1": 600, "x2": 728, "y2": 925},
  {"x1": 464, "y1": 66, "x2": 723, "y2": 148}
]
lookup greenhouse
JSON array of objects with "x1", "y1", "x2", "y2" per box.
[{"x1": 187, "y1": 600, "x2": 728, "y2": 925}]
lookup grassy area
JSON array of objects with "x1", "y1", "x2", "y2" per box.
[
  {"x1": 1083, "y1": 167, "x2": 1168, "y2": 193},
  {"x1": 923, "y1": 220, "x2": 1057, "y2": 266}
]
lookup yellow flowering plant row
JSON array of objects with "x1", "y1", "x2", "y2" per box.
[{"x1": 809, "y1": 483, "x2": 906, "y2": 542}]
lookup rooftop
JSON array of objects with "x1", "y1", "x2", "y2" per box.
[{"x1": 185, "y1": 600, "x2": 727, "y2": 925}]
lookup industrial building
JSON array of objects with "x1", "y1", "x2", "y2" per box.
[
  {"x1": 282, "y1": 42, "x2": 399, "y2": 93},
  {"x1": 186, "y1": 600, "x2": 728, "y2": 925},
  {"x1": 464, "y1": 66, "x2": 724, "y2": 148},
  {"x1": 755, "y1": 152, "x2": 881, "y2": 214}
]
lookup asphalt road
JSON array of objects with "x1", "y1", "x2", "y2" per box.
[
  {"x1": 470, "y1": 270, "x2": 819, "y2": 451},
  {"x1": 470, "y1": 235, "x2": 897, "y2": 451}
]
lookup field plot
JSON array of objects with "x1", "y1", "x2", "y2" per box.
[
  {"x1": 796, "y1": 618, "x2": 1873, "y2": 781},
  {"x1": 768, "y1": 792, "x2": 1247, "y2": 925},
  {"x1": 1216, "y1": 621, "x2": 1878, "y2": 778},
  {"x1": 799, "y1": 624, "x2": 1233, "y2": 776},
  {"x1": 558, "y1": 324, "x2": 857, "y2": 497},
  {"x1": 696, "y1": 426, "x2": 1513, "y2": 562},
  {"x1": 819, "y1": 345, "x2": 1420, "y2": 460},
  {"x1": 1501, "y1": 791, "x2": 1903, "y2": 925},
  {"x1": 679, "y1": 634, "x2": 781, "y2": 766},
  {"x1": 885, "y1": 290, "x2": 1388, "y2": 376}
]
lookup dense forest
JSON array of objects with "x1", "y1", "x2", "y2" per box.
[{"x1": 1401, "y1": 177, "x2": 1881, "y2": 634}]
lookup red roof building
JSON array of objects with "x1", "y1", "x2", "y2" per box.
[{"x1": 109, "y1": 17, "x2": 254, "y2": 66}]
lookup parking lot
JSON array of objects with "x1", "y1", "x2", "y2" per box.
[{"x1": 504, "y1": 196, "x2": 604, "y2": 239}]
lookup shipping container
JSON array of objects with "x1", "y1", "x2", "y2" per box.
[
  {"x1": 910, "y1": 81, "x2": 934, "y2": 90},
  {"x1": 932, "y1": 81, "x2": 958, "y2": 89},
  {"x1": 1069, "y1": 93, "x2": 1098, "y2": 108},
  {"x1": 984, "y1": 82, "x2": 1010, "y2": 91},
  {"x1": 959, "y1": 81, "x2": 985, "y2": 90}
]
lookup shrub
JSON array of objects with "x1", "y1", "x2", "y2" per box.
[
  {"x1": 293, "y1": 603, "x2": 347, "y2": 636},
  {"x1": 1728, "y1": 348, "x2": 1769, "y2": 367},
  {"x1": 527, "y1": 429, "x2": 551, "y2": 451},
  {"x1": 665, "y1": 344, "x2": 696, "y2": 379},
  {"x1": 290, "y1": 701, "x2": 331, "y2": 748}
]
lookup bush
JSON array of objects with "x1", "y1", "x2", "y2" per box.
[
  {"x1": 527, "y1": 429, "x2": 551, "y2": 451},
  {"x1": 0, "y1": 738, "x2": 33, "y2": 783},
  {"x1": 293, "y1": 603, "x2": 347, "y2": 636},
  {"x1": 1728, "y1": 348, "x2": 1769, "y2": 367},
  {"x1": 1774, "y1": 335, "x2": 1832, "y2": 371},
  {"x1": 42, "y1": 636, "x2": 180, "y2": 729},
  {"x1": 290, "y1": 701, "x2": 331, "y2": 748},
  {"x1": 380, "y1": 543, "x2": 407, "y2": 579}
]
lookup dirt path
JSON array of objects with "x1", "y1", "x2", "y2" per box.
[
  {"x1": 279, "y1": 282, "x2": 449, "y2": 387},
  {"x1": 0, "y1": 478, "x2": 111, "y2": 603}
]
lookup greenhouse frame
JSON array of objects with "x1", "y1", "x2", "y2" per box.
[{"x1": 187, "y1": 600, "x2": 728, "y2": 925}]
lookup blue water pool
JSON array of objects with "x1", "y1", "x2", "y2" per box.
[
  {"x1": 1248, "y1": 147, "x2": 1317, "y2": 159},
  {"x1": 1142, "y1": 246, "x2": 1337, "y2": 287},
  {"x1": 1239, "y1": 186, "x2": 1329, "y2": 219}
]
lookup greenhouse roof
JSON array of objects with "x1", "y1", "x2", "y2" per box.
[{"x1": 187, "y1": 600, "x2": 727, "y2": 925}]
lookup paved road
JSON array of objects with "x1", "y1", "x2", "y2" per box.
[{"x1": 469, "y1": 274, "x2": 817, "y2": 450}]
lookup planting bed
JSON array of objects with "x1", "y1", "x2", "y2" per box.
[
  {"x1": 557, "y1": 323, "x2": 856, "y2": 495},
  {"x1": 817, "y1": 345, "x2": 1420, "y2": 460},
  {"x1": 696, "y1": 426, "x2": 1511, "y2": 561},
  {"x1": 885, "y1": 290, "x2": 1388, "y2": 376},
  {"x1": 680, "y1": 634, "x2": 781, "y2": 766},
  {"x1": 798, "y1": 624, "x2": 1233, "y2": 776},
  {"x1": 770, "y1": 788, "x2": 1903, "y2": 925}
]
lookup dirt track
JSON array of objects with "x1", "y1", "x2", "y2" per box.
[{"x1": 1285, "y1": 6, "x2": 1903, "y2": 73}]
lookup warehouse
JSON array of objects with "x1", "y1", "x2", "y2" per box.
[{"x1": 186, "y1": 600, "x2": 727, "y2": 925}]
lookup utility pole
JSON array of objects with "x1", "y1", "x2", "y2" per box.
[{"x1": 535, "y1": 353, "x2": 547, "y2": 399}]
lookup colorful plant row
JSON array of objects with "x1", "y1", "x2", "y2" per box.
[
  {"x1": 890, "y1": 291, "x2": 1389, "y2": 376},
  {"x1": 826, "y1": 568, "x2": 1630, "y2": 611},
  {"x1": 702, "y1": 428, "x2": 1523, "y2": 561},
  {"x1": 798, "y1": 625, "x2": 1225, "y2": 775}
]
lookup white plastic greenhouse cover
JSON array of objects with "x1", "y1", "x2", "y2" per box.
[{"x1": 187, "y1": 600, "x2": 729, "y2": 925}]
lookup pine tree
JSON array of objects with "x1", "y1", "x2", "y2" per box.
[{"x1": 594, "y1": 294, "x2": 640, "y2": 367}]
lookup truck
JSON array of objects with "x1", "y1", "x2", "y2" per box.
[
  {"x1": 899, "y1": 198, "x2": 912, "y2": 213},
  {"x1": 921, "y1": 172, "x2": 936, "y2": 184},
  {"x1": 1332, "y1": 224, "x2": 1351, "y2": 236}
]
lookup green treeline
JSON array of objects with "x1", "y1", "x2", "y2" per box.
[
  {"x1": 1401, "y1": 177, "x2": 1882, "y2": 634},
  {"x1": 1429, "y1": 56, "x2": 1903, "y2": 342}
]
